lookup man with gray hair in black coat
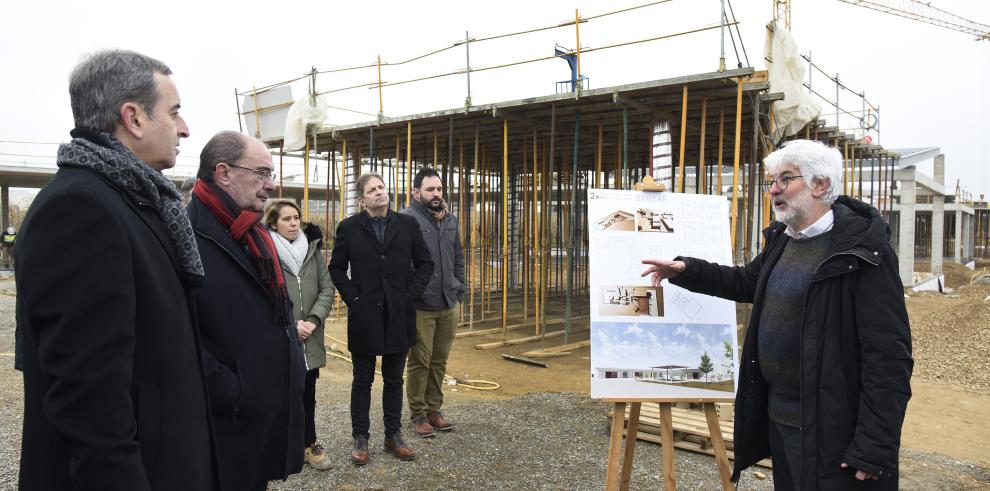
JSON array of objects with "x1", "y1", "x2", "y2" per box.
[
  {"x1": 188, "y1": 130, "x2": 306, "y2": 490},
  {"x1": 16, "y1": 50, "x2": 218, "y2": 490}
]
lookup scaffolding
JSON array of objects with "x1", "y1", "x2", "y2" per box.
[{"x1": 234, "y1": 1, "x2": 915, "y2": 340}]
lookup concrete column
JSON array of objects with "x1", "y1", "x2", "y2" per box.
[
  {"x1": 1, "y1": 186, "x2": 8, "y2": 268},
  {"x1": 930, "y1": 155, "x2": 944, "y2": 275},
  {"x1": 955, "y1": 209, "x2": 963, "y2": 263},
  {"x1": 963, "y1": 213, "x2": 972, "y2": 261},
  {"x1": 898, "y1": 180, "x2": 916, "y2": 286},
  {"x1": 1, "y1": 186, "x2": 8, "y2": 233}
]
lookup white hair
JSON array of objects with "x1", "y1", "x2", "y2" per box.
[{"x1": 764, "y1": 139, "x2": 843, "y2": 205}]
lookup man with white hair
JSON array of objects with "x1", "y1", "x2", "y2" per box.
[{"x1": 642, "y1": 140, "x2": 912, "y2": 490}]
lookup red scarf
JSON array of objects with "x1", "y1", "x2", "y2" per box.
[{"x1": 193, "y1": 180, "x2": 291, "y2": 324}]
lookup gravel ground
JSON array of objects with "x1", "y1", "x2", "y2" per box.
[
  {"x1": 266, "y1": 389, "x2": 776, "y2": 491},
  {"x1": 0, "y1": 281, "x2": 22, "y2": 490},
  {"x1": 1, "y1": 283, "x2": 989, "y2": 489}
]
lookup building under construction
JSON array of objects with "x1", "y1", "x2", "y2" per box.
[{"x1": 232, "y1": 2, "x2": 988, "y2": 337}]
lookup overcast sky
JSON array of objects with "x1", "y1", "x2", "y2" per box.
[{"x1": 1, "y1": 0, "x2": 987, "y2": 198}]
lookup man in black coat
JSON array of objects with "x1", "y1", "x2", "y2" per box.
[
  {"x1": 189, "y1": 130, "x2": 307, "y2": 491},
  {"x1": 643, "y1": 140, "x2": 912, "y2": 490},
  {"x1": 16, "y1": 50, "x2": 218, "y2": 490},
  {"x1": 329, "y1": 172, "x2": 433, "y2": 465}
]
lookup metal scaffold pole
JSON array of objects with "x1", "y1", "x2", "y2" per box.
[
  {"x1": 469, "y1": 125, "x2": 479, "y2": 330},
  {"x1": 540, "y1": 122, "x2": 550, "y2": 335},
  {"x1": 533, "y1": 127, "x2": 542, "y2": 335},
  {"x1": 730, "y1": 78, "x2": 743, "y2": 253},
  {"x1": 718, "y1": 108, "x2": 725, "y2": 195},
  {"x1": 699, "y1": 97, "x2": 708, "y2": 194},
  {"x1": 678, "y1": 85, "x2": 688, "y2": 192},
  {"x1": 394, "y1": 134, "x2": 400, "y2": 211},
  {"x1": 595, "y1": 122, "x2": 603, "y2": 188},
  {"x1": 458, "y1": 137, "x2": 466, "y2": 320},
  {"x1": 622, "y1": 107, "x2": 628, "y2": 189},
  {"x1": 565, "y1": 110, "x2": 580, "y2": 342},
  {"x1": 522, "y1": 136, "x2": 529, "y2": 321},
  {"x1": 501, "y1": 119, "x2": 510, "y2": 341}
]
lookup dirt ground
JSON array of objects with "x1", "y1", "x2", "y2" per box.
[{"x1": 321, "y1": 261, "x2": 990, "y2": 472}]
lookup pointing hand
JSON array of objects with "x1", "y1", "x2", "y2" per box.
[{"x1": 640, "y1": 259, "x2": 686, "y2": 287}]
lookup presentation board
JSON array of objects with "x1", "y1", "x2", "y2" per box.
[{"x1": 587, "y1": 188, "x2": 739, "y2": 399}]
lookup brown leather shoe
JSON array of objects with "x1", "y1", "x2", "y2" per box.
[
  {"x1": 427, "y1": 410, "x2": 456, "y2": 431},
  {"x1": 350, "y1": 436, "x2": 369, "y2": 465},
  {"x1": 384, "y1": 434, "x2": 415, "y2": 461},
  {"x1": 411, "y1": 416, "x2": 436, "y2": 438}
]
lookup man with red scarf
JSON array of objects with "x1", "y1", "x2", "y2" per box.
[{"x1": 188, "y1": 130, "x2": 306, "y2": 491}]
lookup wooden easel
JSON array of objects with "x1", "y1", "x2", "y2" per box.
[
  {"x1": 604, "y1": 397, "x2": 735, "y2": 491},
  {"x1": 601, "y1": 178, "x2": 733, "y2": 489}
]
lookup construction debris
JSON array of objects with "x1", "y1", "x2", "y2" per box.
[
  {"x1": 474, "y1": 328, "x2": 589, "y2": 350},
  {"x1": 500, "y1": 354, "x2": 549, "y2": 368},
  {"x1": 522, "y1": 339, "x2": 591, "y2": 358}
]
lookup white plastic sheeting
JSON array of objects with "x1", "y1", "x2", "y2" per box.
[
  {"x1": 283, "y1": 95, "x2": 328, "y2": 151},
  {"x1": 240, "y1": 86, "x2": 293, "y2": 142},
  {"x1": 763, "y1": 21, "x2": 821, "y2": 143}
]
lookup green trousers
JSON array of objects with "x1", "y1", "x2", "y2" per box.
[{"x1": 406, "y1": 305, "x2": 459, "y2": 420}]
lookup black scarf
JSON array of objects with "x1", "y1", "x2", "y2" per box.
[{"x1": 57, "y1": 129, "x2": 204, "y2": 284}]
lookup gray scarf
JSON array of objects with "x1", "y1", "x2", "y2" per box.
[
  {"x1": 270, "y1": 229, "x2": 308, "y2": 277},
  {"x1": 57, "y1": 130, "x2": 204, "y2": 284}
]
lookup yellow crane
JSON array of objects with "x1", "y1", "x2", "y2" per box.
[
  {"x1": 836, "y1": 0, "x2": 990, "y2": 41},
  {"x1": 777, "y1": 0, "x2": 989, "y2": 41}
]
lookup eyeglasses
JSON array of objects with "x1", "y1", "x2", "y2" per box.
[
  {"x1": 228, "y1": 163, "x2": 276, "y2": 181},
  {"x1": 762, "y1": 175, "x2": 803, "y2": 193}
]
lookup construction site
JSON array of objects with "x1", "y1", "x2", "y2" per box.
[
  {"x1": 0, "y1": 0, "x2": 989, "y2": 489},
  {"x1": 215, "y1": 1, "x2": 990, "y2": 488},
  {"x1": 229, "y1": 1, "x2": 990, "y2": 323}
]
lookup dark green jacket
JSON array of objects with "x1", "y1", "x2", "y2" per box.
[{"x1": 282, "y1": 223, "x2": 334, "y2": 370}]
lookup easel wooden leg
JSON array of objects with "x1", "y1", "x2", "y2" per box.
[
  {"x1": 618, "y1": 402, "x2": 641, "y2": 491},
  {"x1": 704, "y1": 403, "x2": 735, "y2": 490},
  {"x1": 658, "y1": 402, "x2": 676, "y2": 491},
  {"x1": 605, "y1": 402, "x2": 627, "y2": 491}
]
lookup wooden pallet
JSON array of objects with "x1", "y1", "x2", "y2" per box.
[{"x1": 607, "y1": 405, "x2": 772, "y2": 469}]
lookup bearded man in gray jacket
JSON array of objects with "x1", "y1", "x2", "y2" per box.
[{"x1": 401, "y1": 167, "x2": 466, "y2": 438}]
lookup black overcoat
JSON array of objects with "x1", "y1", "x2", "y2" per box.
[
  {"x1": 16, "y1": 166, "x2": 218, "y2": 490},
  {"x1": 329, "y1": 209, "x2": 434, "y2": 355},
  {"x1": 188, "y1": 196, "x2": 306, "y2": 490},
  {"x1": 671, "y1": 196, "x2": 912, "y2": 490}
]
